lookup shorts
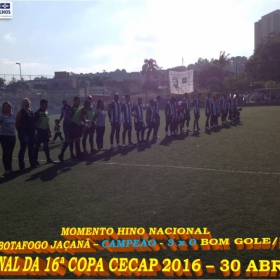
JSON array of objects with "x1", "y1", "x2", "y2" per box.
[
  {"x1": 111, "y1": 122, "x2": 121, "y2": 131},
  {"x1": 123, "y1": 123, "x2": 132, "y2": 131},
  {"x1": 37, "y1": 128, "x2": 50, "y2": 144},
  {"x1": 68, "y1": 122, "x2": 82, "y2": 139},
  {"x1": 134, "y1": 121, "x2": 145, "y2": 132},
  {"x1": 146, "y1": 122, "x2": 155, "y2": 129},
  {"x1": 155, "y1": 115, "x2": 160, "y2": 126}
]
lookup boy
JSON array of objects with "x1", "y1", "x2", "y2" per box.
[{"x1": 51, "y1": 119, "x2": 64, "y2": 143}]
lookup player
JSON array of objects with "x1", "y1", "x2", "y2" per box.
[
  {"x1": 220, "y1": 92, "x2": 228, "y2": 124},
  {"x1": 58, "y1": 97, "x2": 89, "y2": 162},
  {"x1": 193, "y1": 92, "x2": 201, "y2": 132},
  {"x1": 108, "y1": 93, "x2": 122, "y2": 149},
  {"x1": 145, "y1": 99, "x2": 156, "y2": 142},
  {"x1": 121, "y1": 95, "x2": 133, "y2": 146},
  {"x1": 210, "y1": 95, "x2": 217, "y2": 128},
  {"x1": 205, "y1": 93, "x2": 212, "y2": 130},
  {"x1": 132, "y1": 97, "x2": 146, "y2": 144},
  {"x1": 153, "y1": 95, "x2": 161, "y2": 139},
  {"x1": 59, "y1": 100, "x2": 72, "y2": 140},
  {"x1": 165, "y1": 96, "x2": 176, "y2": 137}
]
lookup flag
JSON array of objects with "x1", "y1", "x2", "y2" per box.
[
  {"x1": 169, "y1": 70, "x2": 194, "y2": 94},
  {"x1": 0, "y1": 3, "x2": 10, "y2": 9}
]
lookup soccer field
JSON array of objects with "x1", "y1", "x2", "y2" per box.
[{"x1": 1, "y1": 106, "x2": 280, "y2": 278}]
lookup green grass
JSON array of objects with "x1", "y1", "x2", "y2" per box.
[{"x1": 1, "y1": 106, "x2": 280, "y2": 278}]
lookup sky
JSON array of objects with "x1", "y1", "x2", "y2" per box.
[{"x1": 0, "y1": 0, "x2": 279, "y2": 80}]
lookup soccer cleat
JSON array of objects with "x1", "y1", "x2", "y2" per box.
[
  {"x1": 50, "y1": 140, "x2": 54, "y2": 143},
  {"x1": 36, "y1": 161, "x2": 40, "y2": 167},
  {"x1": 110, "y1": 145, "x2": 115, "y2": 149},
  {"x1": 84, "y1": 150, "x2": 89, "y2": 155},
  {"x1": 90, "y1": 149, "x2": 98, "y2": 154},
  {"x1": 47, "y1": 158, "x2": 55, "y2": 164},
  {"x1": 122, "y1": 143, "x2": 126, "y2": 147},
  {"x1": 128, "y1": 141, "x2": 134, "y2": 145},
  {"x1": 117, "y1": 143, "x2": 122, "y2": 148},
  {"x1": 58, "y1": 154, "x2": 64, "y2": 163}
]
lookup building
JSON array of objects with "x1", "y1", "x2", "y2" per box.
[
  {"x1": 47, "y1": 71, "x2": 77, "y2": 89},
  {"x1": 255, "y1": 10, "x2": 280, "y2": 50}
]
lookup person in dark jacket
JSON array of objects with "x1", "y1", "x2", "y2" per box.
[{"x1": 15, "y1": 98, "x2": 37, "y2": 170}]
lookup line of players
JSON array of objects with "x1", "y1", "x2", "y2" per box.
[
  {"x1": 107, "y1": 91, "x2": 241, "y2": 147},
  {"x1": 57, "y1": 92, "x2": 241, "y2": 161},
  {"x1": 110, "y1": 91, "x2": 241, "y2": 145},
  {"x1": 171, "y1": 92, "x2": 242, "y2": 134}
]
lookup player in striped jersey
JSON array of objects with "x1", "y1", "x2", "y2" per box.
[
  {"x1": 146, "y1": 99, "x2": 156, "y2": 142},
  {"x1": 210, "y1": 95, "x2": 218, "y2": 128},
  {"x1": 177, "y1": 101, "x2": 184, "y2": 134},
  {"x1": 220, "y1": 93, "x2": 228, "y2": 124},
  {"x1": 192, "y1": 92, "x2": 201, "y2": 132},
  {"x1": 165, "y1": 96, "x2": 176, "y2": 137},
  {"x1": 121, "y1": 95, "x2": 133, "y2": 146},
  {"x1": 205, "y1": 93, "x2": 212, "y2": 130},
  {"x1": 233, "y1": 94, "x2": 240, "y2": 121},
  {"x1": 182, "y1": 92, "x2": 192, "y2": 132},
  {"x1": 132, "y1": 97, "x2": 146, "y2": 144},
  {"x1": 153, "y1": 95, "x2": 161, "y2": 140},
  {"x1": 108, "y1": 93, "x2": 122, "y2": 149},
  {"x1": 215, "y1": 94, "x2": 221, "y2": 126},
  {"x1": 228, "y1": 93, "x2": 235, "y2": 123}
]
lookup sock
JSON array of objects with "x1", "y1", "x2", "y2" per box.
[
  {"x1": 44, "y1": 147, "x2": 50, "y2": 160},
  {"x1": 75, "y1": 142, "x2": 81, "y2": 157},
  {"x1": 34, "y1": 148, "x2": 39, "y2": 163},
  {"x1": 61, "y1": 142, "x2": 68, "y2": 156},
  {"x1": 69, "y1": 142, "x2": 74, "y2": 156}
]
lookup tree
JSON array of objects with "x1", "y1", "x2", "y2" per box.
[
  {"x1": 6, "y1": 77, "x2": 31, "y2": 95},
  {"x1": 264, "y1": 80, "x2": 278, "y2": 88},
  {"x1": 212, "y1": 51, "x2": 232, "y2": 82},
  {"x1": 222, "y1": 72, "x2": 251, "y2": 91},
  {"x1": 246, "y1": 32, "x2": 280, "y2": 82},
  {"x1": 0, "y1": 78, "x2": 5, "y2": 89},
  {"x1": 141, "y1": 58, "x2": 160, "y2": 102}
]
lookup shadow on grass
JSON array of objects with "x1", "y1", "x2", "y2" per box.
[
  {"x1": 0, "y1": 167, "x2": 36, "y2": 184},
  {"x1": 48, "y1": 142, "x2": 64, "y2": 151},
  {"x1": 25, "y1": 161, "x2": 79, "y2": 182},
  {"x1": 190, "y1": 131, "x2": 201, "y2": 137},
  {"x1": 211, "y1": 126, "x2": 222, "y2": 133},
  {"x1": 159, "y1": 135, "x2": 173, "y2": 146},
  {"x1": 84, "y1": 144, "x2": 140, "y2": 164}
]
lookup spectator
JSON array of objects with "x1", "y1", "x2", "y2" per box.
[
  {"x1": 16, "y1": 98, "x2": 37, "y2": 169},
  {"x1": 0, "y1": 102, "x2": 17, "y2": 175}
]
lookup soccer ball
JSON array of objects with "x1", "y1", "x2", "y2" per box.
[{"x1": 84, "y1": 121, "x2": 92, "y2": 129}]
